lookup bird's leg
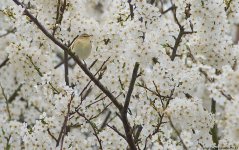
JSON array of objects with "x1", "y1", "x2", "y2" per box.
[{"x1": 83, "y1": 60, "x2": 87, "y2": 67}]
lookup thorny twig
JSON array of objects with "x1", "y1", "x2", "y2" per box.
[
  {"x1": 165, "y1": 4, "x2": 196, "y2": 61},
  {"x1": 128, "y1": 0, "x2": 134, "y2": 20},
  {"x1": 141, "y1": 84, "x2": 176, "y2": 149},
  {"x1": 52, "y1": 0, "x2": 67, "y2": 36}
]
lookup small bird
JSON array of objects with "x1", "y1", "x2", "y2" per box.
[{"x1": 70, "y1": 34, "x2": 92, "y2": 60}]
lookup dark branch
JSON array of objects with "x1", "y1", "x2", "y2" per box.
[
  {"x1": 121, "y1": 62, "x2": 140, "y2": 150},
  {"x1": 134, "y1": 125, "x2": 143, "y2": 143},
  {"x1": 123, "y1": 62, "x2": 139, "y2": 113},
  {"x1": 100, "y1": 111, "x2": 111, "y2": 130},
  {"x1": 64, "y1": 50, "x2": 69, "y2": 86},
  {"x1": 128, "y1": 0, "x2": 134, "y2": 20},
  {"x1": 56, "y1": 94, "x2": 74, "y2": 149},
  {"x1": 169, "y1": 5, "x2": 196, "y2": 61},
  {"x1": 210, "y1": 99, "x2": 218, "y2": 147}
]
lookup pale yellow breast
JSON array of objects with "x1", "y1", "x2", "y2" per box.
[{"x1": 71, "y1": 38, "x2": 92, "y2": 60}]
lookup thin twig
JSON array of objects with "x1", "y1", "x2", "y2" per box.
[
  {"x1": 0, "y1": 28, "x2": 16, "y2": 38},
  {"x1": 76, "y1": 110, "x2": 103, "y2": 150},
  {"x1": 8, "y1": 84, "x2": 22, "y2": 103},
  {"x1": 0, "y1": 85, "x2": 11, "y2": 120},
  {"x1": 56, "y1": 94, "x2": 74, "y2": 148},
  {"x1": 128, "y1": 0, "x2": 134, "y2": 20},
  {"x1": 161, "y1": 5, "x2": 175, "y2": 14},
  {"x1": 27, "y1": 55, "x2": 60, "y2": 94},
  {"x1": 106, "y1": 124, "x2": 126, "y2": 140},
  {"x1": 210, "y1": 99, "x2": 218, "y2": 149},
  {"x1": 52, "y1": 0, "x2": 67, "y2": 36},
  {"x1": 100, "y1": 111, "x2": 111, "y2": 130},
  {"x1": 169, "y1": 117, "x2": 188, "y2": 150},
  {"x1": 0, "y1": 57, "x2": 9, "y2": 69},
  {"x1": 47, "y1": 128, "x2": 58, "y2": 142},
  {"x1": 79, "y1": 57, "x2": 111, "y2": 104},
  {"x1": 88, "y1": 59, "x2": 98, "y2": 70},
  {"x1": 54, "y1": 57, "x2": 71, "y2": 69},
  {"x1": 90, "y1": 102, "x2": 112, "y2": 120}
]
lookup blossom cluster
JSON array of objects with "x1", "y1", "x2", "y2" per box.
[{"x1": 0, "y1": 0, "x2": 239, "y2": 149}]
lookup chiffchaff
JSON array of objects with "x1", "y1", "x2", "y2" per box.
[{"x1": 70, "y1": 34, "x2": 92, "y2": 60}]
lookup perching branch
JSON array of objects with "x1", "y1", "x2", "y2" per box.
[{"x1": 11, "y1": 0, "x2": 123, "y2": 111}]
